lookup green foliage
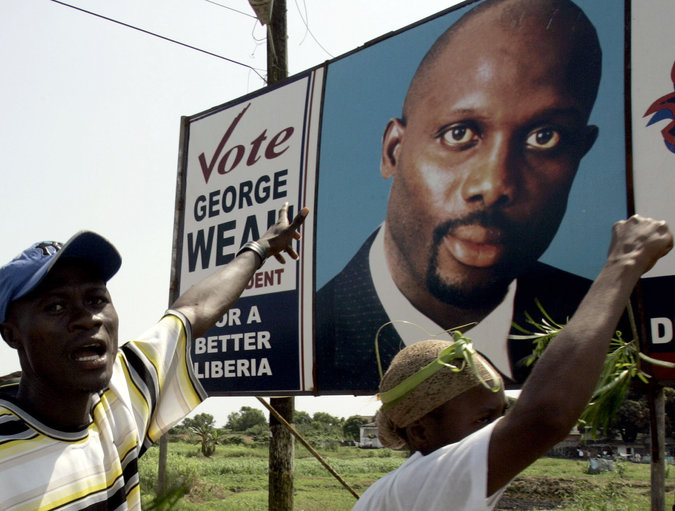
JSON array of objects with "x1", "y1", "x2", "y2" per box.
[
  {"x1": 139, "y1": 449, "x2": 200, "y2": 508},
  {"x1": 611, "y1": 398, "x2": 649, "y2": 443},
  {"x1": 226, "y1": 406, "x2": 267, "y2": 432},
  {"x1": 511, "y1": 299, "x2": 675, "y2": 438},
  {"x1": 295, "y1": 410, "x2": 312, "y2": 425},
  {"x1": 245, "y1": 423, "x2": 270, "y2": 444},
  {"x1": 565, "y1": 480, "x2": 633, "y2": 511},
  {"x1": 138, "y1": 441, "x2": 672, "y2": 510},
  {"x1": 343, "y1": 416, "x2": 370, "y2": 442},
  {"x1": 180, "y1": 413, "x2": 219, "y2": 457},
  {"x1": 312, "y1": 412, "x2": 343, "y2": 427},
  {"x1": 293, "y1": 411, "x2": 345, "y2": 446}
]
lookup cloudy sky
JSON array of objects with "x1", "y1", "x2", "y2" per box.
[{"x1": 1, "y1": 0, "x2": 464, "y2": 424}]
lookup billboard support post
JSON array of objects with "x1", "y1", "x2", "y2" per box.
[
  {"x1": 264, "y1": 2, "x2": 295, "y2": 510},
  {"x1": 647, "y1": 383, "x2": 666, "y2": 511}
]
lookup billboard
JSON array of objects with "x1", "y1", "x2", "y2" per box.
[
  {"x1": 175, "y1": 70, "x2": 323, "y2": 394},
  {"x1": 175, "y1": 0, "x2": 675, "y2": 396},
  {"x1": 630, "y1": 0, "x2": 675, "y2": 379}
]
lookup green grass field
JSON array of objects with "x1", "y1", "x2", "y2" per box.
[{"x1": 139, "y1": 441, "x2": 675, "y2": 510}]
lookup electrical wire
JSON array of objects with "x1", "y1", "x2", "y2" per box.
[
  {"x1": 293, "y1": 0, "x2": 333, "y2": 58},
  {"x1": 203, "y1": 0, "x2": 257, "y2": 19},
  {"x1": 50, "y1": 0, "x2": 266, "y2": 82}
]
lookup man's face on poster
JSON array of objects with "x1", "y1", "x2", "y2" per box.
[{"x1": 382, "y1": 7, "x2": 599, "y2": 310}]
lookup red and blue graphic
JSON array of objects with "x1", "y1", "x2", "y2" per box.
[{"x1": 644, "y1": 60, "x2": 675, "y2": 153}]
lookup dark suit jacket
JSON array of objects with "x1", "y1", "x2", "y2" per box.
[{"x1": 315, "y1": 229, "x2": 592, "y2": 393}]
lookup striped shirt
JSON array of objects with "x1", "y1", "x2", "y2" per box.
[{"x1": 0, "y1": 310, "x2": 206, "y2": 510}]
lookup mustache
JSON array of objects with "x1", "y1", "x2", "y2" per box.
[{"x1": 431, "y1": 210, "x2": 520, "y2": 245}]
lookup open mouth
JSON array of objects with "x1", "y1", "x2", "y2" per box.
[{"x1": 71, "y1": 343, "x2": 107, "y2": 363}]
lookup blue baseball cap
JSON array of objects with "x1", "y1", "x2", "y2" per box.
[{"x1": 0, "y1": 231, "x2": 122, "y2": 323}]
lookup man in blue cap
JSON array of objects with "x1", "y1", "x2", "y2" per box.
[{"x1": 0, "y1": 203, "x2": 307, "y2": 509}]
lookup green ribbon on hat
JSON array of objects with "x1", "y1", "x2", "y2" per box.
[{"x1": 376, "y1": 326, "x2": 502, "y2": 413}]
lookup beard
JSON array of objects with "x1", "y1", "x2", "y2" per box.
[
  {"x1": 426, "y1": 259, "x2": 512, "y2": 309},
  {"x1": 424, "y1": 210, "x2": 555, "y2": 309}
]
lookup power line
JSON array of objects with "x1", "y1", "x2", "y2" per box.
[
  {"x1": 203, "y1": 0, "x2": 257, "y2": 19},
  {"x1": 50, "y1": 0, "x2": 266, "y2": 83},
  {"x1": 293, "y1": 0, "x2": 333, "y2": 58}
]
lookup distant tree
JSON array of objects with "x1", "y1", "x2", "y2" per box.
[
  {"x1": 295, "y1": 410, "x2": 312, "y2": 425},
  {"x1": 227, "y1": 406, "x2": 267, "y2": 432},
  {"x1": 312, "y1": 412, "x2": 343, "y2": 428},
  {"x1": 611, "y1": 399, "x2": 649, "y2": 443},
  {"x1": 343, "y1": 416, "x2": 369, "y2": 442},
  {"x1": 182, "y1": 413, "x2": 219, "y2": 457}
]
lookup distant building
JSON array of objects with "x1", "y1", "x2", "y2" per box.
[{"x1": 359, "y1": 422, "x2": 383, "y2": 449}]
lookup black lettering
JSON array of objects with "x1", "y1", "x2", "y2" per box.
[
  {"x1": 273, "y1": 169, "x2": 288, "y2": 200},
  {"x1": 187, "y1": 227, "x2": 214, "y2": 271},
  {"x1": 208, "y1": 190, "x2": 220, "y2": 218},
  {"x1": 222, "y1": 186, "x2": 236, "y2": 213},
  {"x1": 254, "y1": 174, "x2": 271, "y2": 204},
  {"x1": 241, "y1": 215, "x2": 262, "y2": 244},
  {"x1": 216, "y1": 221, "x2": 236, "y2": 266},
  {"x1": 194, "y1": 195, "x2": 207, "y2": 221},
  {"x1": 239, "y1": 181, "x2": 253, "y2": 209}
]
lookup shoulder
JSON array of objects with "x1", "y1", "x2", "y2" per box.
[
  {"x1": 355, "y1": 422, "x2": 501, "y2": 511},
  {"x1": 317, "y1": 229, "x2": 378, "y2": 300}
]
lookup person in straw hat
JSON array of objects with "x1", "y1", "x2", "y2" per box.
[{"x1": 353, "y1": 215, "x2": 673, "y2": 511}]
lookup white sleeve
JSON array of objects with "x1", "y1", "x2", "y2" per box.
[{"x1": 353, "y1": 418, "x2": 505, "y2": 511}]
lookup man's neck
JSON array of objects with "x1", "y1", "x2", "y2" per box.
[{"x1": 17, "y1": 381, "x2": 94, "y2": 430}]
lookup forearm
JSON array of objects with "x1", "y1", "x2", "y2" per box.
[
  {"x1": 170, "y1": 203, "x2": 308, "y2": 339},
  {"x1": 489, "y1": 217, "x2": 671, "y2": 495},
  {"x1": 172, "y1": 250, "x2": 261, "y2": 338},
  {"x1": 516, "y1": 256, "x2": 642, "y2": 426}
]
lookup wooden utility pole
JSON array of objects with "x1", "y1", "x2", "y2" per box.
[
  {"x1": 263, "y1": 1, "x2": 294, "y2": 510},
  {"x1": 269, "y1": 396, "x2": 294, "y2": 511},
  {"x1": 648, "y1": 383, "x2": 666, "y2": 511},
  {"x1": 266, "y1": 0, "x2": 288, "y2": 85}
]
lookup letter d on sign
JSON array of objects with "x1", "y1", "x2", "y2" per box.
[{"x1": 650, "y1": 317, "x2": 673, "y2": 345}]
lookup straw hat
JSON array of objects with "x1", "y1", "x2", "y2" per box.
[{"x1": 376, "y1": 339, "x2": 501, "y2": 449}]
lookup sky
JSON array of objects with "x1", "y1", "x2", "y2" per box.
[{"x1": 0, "y1": 0, "x2": 465, "y2": 426}]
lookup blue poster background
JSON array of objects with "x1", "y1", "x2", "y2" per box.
[{"x1": 316, "y1": 0, "x2": 627, "y2": 288}]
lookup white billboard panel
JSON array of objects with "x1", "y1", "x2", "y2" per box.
[
  {"x1": 176, "y1": 70, "x2": 323, "y2": 393},
  {"x1": 631, "y1": 0, "x2": 675, "y2": 378}
]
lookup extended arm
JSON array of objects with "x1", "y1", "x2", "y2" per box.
[
  {"x1": 172, "y1": 203, "x2": 309, "y2": 338},
  {"x1": 488, "y1": 215, "x2": 673, "y2": 495}
]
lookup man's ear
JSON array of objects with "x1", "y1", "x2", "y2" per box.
[
  {"x1": 404, "y1": 419, "x2": 428, "y2": 453},
  {"x1": 0, "y1": 323, "x2": 20, "y2": 350},
  {"x1": 381, "y1": 118, "x2": 405, "y2": 179},
  {"x1": 580, "y1": 125, "x2": 599, "y2": 157}
]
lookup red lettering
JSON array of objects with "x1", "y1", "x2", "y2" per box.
[
  {"x1": 198, "y1": 103, "x2": 251, "y2": 184},
  {"x1": 266, "y1": 128, "x2": 294, "y2": 159},
  {"x1": 196, "y1": 103, "x2": 295, "y2": 184},
  {"x1": 245, "y1": 268, "x2": 285, "y2": 290}
]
